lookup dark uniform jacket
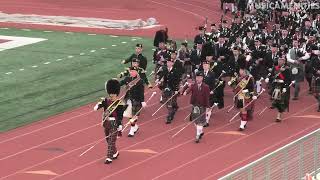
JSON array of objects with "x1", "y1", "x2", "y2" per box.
[
  {"x1": 124, "y1": 53, "x2": 148, "y2": 70},
  {"x1": 120, "y1": 77, "x2": 145, "y2": 102}
]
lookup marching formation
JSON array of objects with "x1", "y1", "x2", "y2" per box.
[{"x1": 93, "y1": 5, "x2": 320, "y2": 164}]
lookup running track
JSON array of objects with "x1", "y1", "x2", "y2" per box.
[{"x1": 0, "y1": 0, "x2": 320, "y2": 179}]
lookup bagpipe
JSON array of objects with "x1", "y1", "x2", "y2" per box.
[
  {"x1": 265, "y1": 64, "x2": 287, "y2": 83},
  {"x1": 227, "y1": 72, "x2": 239, "y2": 88},
  {"x1": 101, "y1": 98, "x2": 124, "y2": 127},
  {"x1": 120, "y1": 75, "x2": 143, "y2": 118}
]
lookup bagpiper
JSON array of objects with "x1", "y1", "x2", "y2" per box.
[
  {"x1": 265, "y1": 57, "x2": 291, "y2": 122},
  {"x1": 120, "y1": 67, "x2": 146, "y2": 137},
  {"x1": 202, "y1": 60, "x2": 220, "y2": 127},
  {"x1": 156, "y1": 58, "x2": 180, "y2": 124},
  {"x1": 121, "y1": 43, "x2": 148, "y2": 70},
  {"x1": 183, "y1": 71, "x2": 211, "y2": 143},
  {"x1": 229, "y1": 64, "x2": 256, "y2": 131},
  {"x1": 93, "y1": 79, "x2": 124, "y2": 164},
  {"x1": 118, "y1": 58, "x2": 152, "y2": 88}
]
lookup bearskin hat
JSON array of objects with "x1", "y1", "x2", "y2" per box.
[
  {"x1": 153, "y1": 29, "x2": 169, "y2": 47},
  {"x1": 106, "y1": 79, "x2": 120, "y2": 95}
]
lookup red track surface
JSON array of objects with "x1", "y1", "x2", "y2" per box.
[
  {"x1": 0, "y1": 39, "x2": 10, "y2": 43},
  {"x1": 0, "y1": 1, "x2": 320, "y2": 180}
]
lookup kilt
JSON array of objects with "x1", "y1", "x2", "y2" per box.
[
  {"x1": 271, "y1": 86, "x2": 289, "y2": 113},
  {"x1": 235, "y1": 94, "x2": 253, "y2": 110},
  {"x1": 103, "y1": 120, "x2": 118, "y2": 159},
  {"x1": 164, "y1": 90, "x2": 178, "y2": 110},
  {"x1": 191, "y1": 106, "x2": 206, "y2": 125},
  {"x1": 132, "y1": 100, "x2": 142, "y2": 116}
]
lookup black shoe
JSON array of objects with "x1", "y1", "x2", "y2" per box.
[
  {"x1": 203, "y1": 123, "x2": 209, "y2": 127},
  {"x1": 104, "y1": 158, "x2": 112, "y2": 164},
  {"x1": 199, "y1": 132, "x2": 204, "y2": 139},
  {"x1": 128, "y1": 134, "x2": 134, "y2": 137},
  {"x1": 276, "y1": 118, "x2": 281, "y2": 122},
  {"x1": 166, "y1": 120, "x2": 171, "y2": 124},
  {"x1": 112, "y1": 151, "x2": 119, "y2": 160}
]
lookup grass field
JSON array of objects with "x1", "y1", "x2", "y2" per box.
[{"x1": 0, "y1": 28, "x2": 155, "y2": 132}]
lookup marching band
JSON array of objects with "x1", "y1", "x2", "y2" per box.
[{"x1": 93, "y1": 5, "x2": 320, "y2": 163}]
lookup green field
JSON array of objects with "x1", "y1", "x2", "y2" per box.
[{"x1": 0, "y1": 28, "x2": 154, "y2": 132}]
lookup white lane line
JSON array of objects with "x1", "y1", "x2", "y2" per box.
[
  {"x1": 19, "y1": 69, "x2": 24, "y2": 71},
  {"x1": 90, "y1": 50, "x2": 96, "y2": 53},
  {"x1": 65, "y1": 32, "x2": 73, "y2": 34},
  {"x1": 110, "y1": 35, "x2": 118, "y2": 37},
  {"x1": 0, "y1": 28, "x2": 9, "y2": 30},
  {"x1": 43, "y1": 62, "x2": 51, "y2": 65},
  {"x1": 80, "y1": 53, "x2": 85, "y2": 56},
  {"x1": 31, "y1": 65, "x2": 38, "y2": 68},
  {"x1": 21, "y1": 29, "x2": 31, "y2": 31},
  {"x1": 88, "y1": 34, "x2": 96, "y2": 36},
  {"x1": 5, "y1": 72, "x2": 12, "y2": 75},
  {"x1": 131, "y1": 39, "x2": 137, "y2": 41},
  {"x1": 67, "y1": 56, "x2": 74, "y2": 58},
  {"x1": 121, "y1": 42, "x2": 127, "y2": 44},
  {"x1": 44, "y1": 30, "x2": 53, "y2": 33},
  {"x1": 101, "y1": 48, "x2": 107, "y2": 50},
  {"x1": 56, "y1": 59, "x2": 62, "y2": 61},
  {"x1": 111, "y1": 45, "x2": 117, "y2": 47}
]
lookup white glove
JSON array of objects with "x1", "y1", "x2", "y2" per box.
[
  {"x1": 265, "y1": 78, "x2": 269, "y2": 83},
  {"x1": 210, "y1": 91, "x2": 214, "y2": 94},
  {"x1": 252, "y1": 96, "x2": 257, "y2": 100},
  {"x1": 227, "y1": 81, "x2": 232, "y2": 86},
  {"x1": 183, "y1": 92, "x2": 187, "y2": 96},
  {"x1": 93, "y1": 102, "x2": 101, "y2": 111},
  {"x1": 141, "y1": 102, "x2": 147, "y2": 107},
  {"x1": 117, "y1": 125, "x2": 123, "y2": 131},
  {"x1": 282, "y1": 88, "x2": 287, "y2": 93},
  {"x1": 242, "y1": 89, "x2": 249, "y2": 93}
]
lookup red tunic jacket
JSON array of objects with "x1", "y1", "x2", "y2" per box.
[{"x1": 186, "y1": 83, "x2": 210, "y2": 108}]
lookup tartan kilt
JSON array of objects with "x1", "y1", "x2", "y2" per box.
[
  {"x1": 271, "y1": 90, "x2": 289, "y2": 113},
  {"x1": 235, "y1": 96, "x2": 254, "y2": 111},
  {"x1": 191, "y1": 106, "x2": 206, "y2": 125},
  {"x1": 132, "y1": 100, "x2": 142, "y2": 116},
  {"x1": 311, "y1": 76, "x2": 320, "y2": 95},
  {"x1": 164, "y1": 90, "x2": 177, "y2": 109}
]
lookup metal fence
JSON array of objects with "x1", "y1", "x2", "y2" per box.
[{"x1": 219, "y1": 129, "x2": 320, "y2": 180}]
